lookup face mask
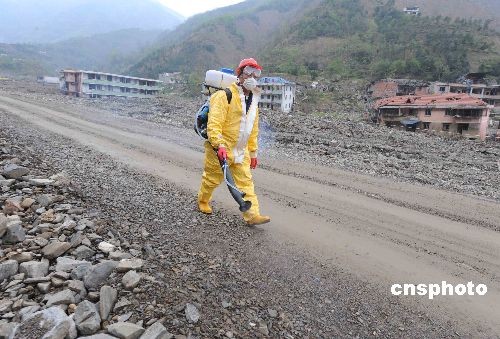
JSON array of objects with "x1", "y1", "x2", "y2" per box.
[{"x1": 243, "y1": 77, "x2": 258, "y2": 91}]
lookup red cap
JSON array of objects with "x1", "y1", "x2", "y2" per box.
[{"x1": 236, "y1": 58, "x2": 263, "y2": 76}]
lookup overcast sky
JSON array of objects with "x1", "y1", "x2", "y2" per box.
[{"x1": 158, "y1": 0, "x2": 245, "y2": 18}]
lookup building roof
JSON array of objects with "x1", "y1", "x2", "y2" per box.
[
  {"x1": 374, "y1": 93, "x2": 490, "y2": 109},
  {"x1": 61, "y1": 69, "x2": 161, "y2": 82},
  {"x1": 433, "y1": 81, "x2": 500, "y2": 88},
  {"x1": 259, "y1": 77, "x2": 294, "y2": 85}
]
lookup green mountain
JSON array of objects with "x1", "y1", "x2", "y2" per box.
[
  {"x1": 129, "y1": 0, "x2": 500, "y2": 82},
  {"x1": 0, "y1": 29, "x2": 162, "y2": 77},
  {"x1": 128, "y1": 0, "x2": 319, "y2": 77}
]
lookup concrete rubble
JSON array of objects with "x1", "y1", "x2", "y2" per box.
[{"x1": 0, "y1": 138, "x2": 180, "y2": 338}]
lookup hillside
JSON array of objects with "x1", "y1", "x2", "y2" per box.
[
  {"x1": 265, "y1": 0, "x2": 500, "y2": 81},
  {"x1": 394, "y1": 0, "x2": 500, "y2": 31},
  {"x1": 128, "y1": 0, "x2": 320, "y2": 77},
  {"x1": 0, "y1": 0, "x2": 183, "y2": 44},
  {"x1": 0, "y1": 29, "x2": 162, "y2": 77},
  {"x1": 129, "y1": 0, "x2": 500, "y2": 83}
]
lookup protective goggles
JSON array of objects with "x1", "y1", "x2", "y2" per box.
[{"x1": 242, "y1": 66, "x2": 262, "y2": 77}]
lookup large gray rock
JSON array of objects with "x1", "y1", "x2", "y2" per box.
[
  {"x1": 113, "y1": 298, "x2": 131, "y2": 313},
  {"x1": 12, "y1": 306, "x2": 74, "y2": 339},
  {"x1": 0, "y1": 322, "x2": 18, "y2": 339},
  {"x1": 122, "y1": 270, "x2": 141, "y2": 290},
  {"x1": 97, "y1": 241, "x2": 115, "y2": 253},
  {"x1": 73, "y1": 245, "x2": 95, "y2": 260},
  {"x1": 2, "y1": 164, "x2": 29, "y2": 179},
  {"x1": 74, "y1": 300, "x2": 101, "y2": 335},
  {"x1": 28, "y1": 178, "x2": 54, "y2": 186},
  {"x1": 36, "y1": 194, "x2": 56, "y2": 208},
  {"x1": 69, "y1": 231, "x2": 84, "y2": 248},
  {"x1": 0, "y1": 259, "x2": 18, "y2": 281},
  {"x1": 185, "y1": 303, "x2": 200, "y2": 324},
  {"x1": 67, "y1": 279, "x2": 87, "y2": 298},
  {"x1": 9, "y1": 251, "x2": 33, "y2": 263},
  {"x1": 139, "y1": 322, "x2": 169, "y2": 339},
  {"x1": 3, "y1": 222, "x2": 26, "y2": 244},
  {"x1": 99, "y1": 285, "x2": 117, "y2": 320},
  {"x1": 0, "y1": 179, "x2": 15, "y2": 187},
  {"x1": 84, "y1": 261, "x2": 117, "y2": 290},
  {"x1": 107, "y1": 322, "x2": 144, "y2": 339},
  {"x1": 45, "y1": 289, "x2": 76, "y2": 307},
  {"x1": 116, "y1": 259, "x2": 143, "y2": 273},
  {"x1": 42, "y1": 241, "x2": 71, "y2": 259},
  {"x1": 71, "y1": 264, "x2": 91, "y2": 280},
  {"x1": 56, "y1": 257, "x2": 91, "y2": 273},
  {"x1": 19, "y1": 259, "x2": 49, "y2": 278}
]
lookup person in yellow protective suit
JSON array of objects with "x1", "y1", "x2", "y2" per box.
[{"x1": 197, "y1": 58, "x2": 271, "y2": 226}]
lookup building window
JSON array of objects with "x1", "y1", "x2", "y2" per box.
[
  {"x1": 439, "y1": 86, "x2": 446, "y2": 92},
  {"x1": 442, "y1": 123, "x2": 450, "y2": 131},
  {"x1": 107, "y1": 75, "x2": 112, "y2": 81},
  {"x1": 425, "y1": 108, "x2": 432, "y2": 116},
  {"x1": 423, "y1": 122, "x2": 430, "y2": 129},
  {"x1": 89, "y1": 84, "x2": 96, "y2": 90},
  {"x1": 88, "y1": 73, "x2": 96, "y2": 80}
]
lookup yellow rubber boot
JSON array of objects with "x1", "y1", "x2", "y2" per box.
[
  {"x1": 198, "y1": 201, "x2": 212, "y2": 214},
  {"x1": 246, "y1": 215, "x2": 270, "y2": 226}
]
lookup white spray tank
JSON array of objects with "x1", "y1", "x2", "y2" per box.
[{"x1": 205, "y1": 69, "x2": 237, "y2": 89}]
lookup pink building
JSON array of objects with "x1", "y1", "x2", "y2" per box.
[
  {"x1": 374, "y1": 93, "x2": 492, "y2": 140},
  {"x1": 367, "y1": 79, "x2": 430, "y2": 100}
]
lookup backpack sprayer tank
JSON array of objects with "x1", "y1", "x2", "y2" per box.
[
  {"x1": 204, "y1": 69, "x2": 237, "y2": 94},
  {"x1": 195, "y1": 69, "x2": 237, "y2": 139}
]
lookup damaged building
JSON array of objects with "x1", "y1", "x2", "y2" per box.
[
  {"x1": 430, "y1": 82, "x2": 500, "y2": 108},
  {"x1": 60, "y1": 70, "x2": 162, "y2": 98},
  {"x1": 367, "y1": 79, "x2": 430, "y2": 100},
  {"x1": 374, "y1": 93, "x2": 492, "y2": 140},
  {"x1": 258, "y1": 77, "x2": 296, "y2": 113}
]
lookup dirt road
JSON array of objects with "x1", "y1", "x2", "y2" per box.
[{"x1": 1, "y1": 93, "x2": 500, "y2": 337}]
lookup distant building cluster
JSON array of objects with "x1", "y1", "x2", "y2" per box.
[
  {"x1": 369, "y1": 74, "x2": 500, "y2": 141},
  {"x1": 60, "y1": 70, "x2": 163, "y2": 99},
  {"x1": 374, "y1": 93, "x2": 491, "y2": 140}
]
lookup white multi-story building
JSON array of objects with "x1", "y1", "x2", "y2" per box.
[
  {"x1": 258, "y1": 77, "x2": 296, "y2": 113},
  {"x1": 60, "y1": 70, "x2": 162, "y2": 98},
  {"x1": 403, "y1": 6, "x2": 420, "y2": 16}
]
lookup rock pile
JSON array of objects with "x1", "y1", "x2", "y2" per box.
[
  {"x1": 0, "y1": 141, "x2": 171, "y2": 339},
  {"x1": 262, "y1": 109, "x2": 500, "y2": 200}
]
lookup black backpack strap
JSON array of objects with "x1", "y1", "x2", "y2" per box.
[{"x1": 224, "y1": 88, "x2": 232, "y2": 104}]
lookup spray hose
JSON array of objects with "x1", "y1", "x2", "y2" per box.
[{"x1": 217, "y1": 155, "x2": 252, "y2": 213}]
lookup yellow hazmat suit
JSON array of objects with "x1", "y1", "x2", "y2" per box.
[{"x1": 198, "y1": 82, "x2": 260, "y2": 221}]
